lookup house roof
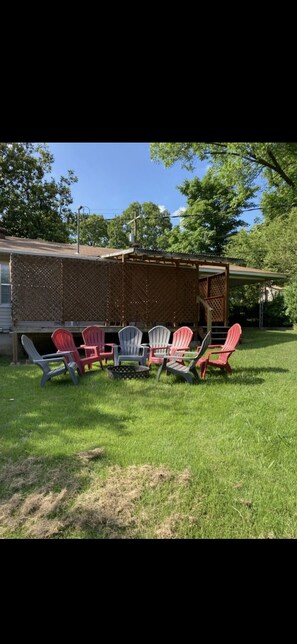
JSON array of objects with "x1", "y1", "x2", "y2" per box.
[
  {"x1": 0, "y1": 235, "x2": 286, "y2": 285},
  {"x1": 0, "y1": 235, "x2": 117, "y2": 259}
]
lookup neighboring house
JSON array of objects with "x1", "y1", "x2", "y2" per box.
[
  {"x1": 260, "y1": 284, "x2": 283, "y2": 302},
  {"x1": 0, "y1": 232, "x2": 287, "y2": 359}
]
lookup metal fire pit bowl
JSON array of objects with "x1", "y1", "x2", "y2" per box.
[{"x1": 107, "y1": 365, "x2": 150, "y2": 380}]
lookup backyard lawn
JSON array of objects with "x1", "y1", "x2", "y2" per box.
[{"x1": 1, "y1": 328, "x2": 297, "y2": 539}]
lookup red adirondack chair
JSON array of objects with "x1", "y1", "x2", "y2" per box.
[
  {"x1": 51, "y1": 329, "x2": 99, "y2": 376},
  {"x1": 81, "y1": 325, "x2": 115, "y2": 369},
  {"x1": 170, "y1": 326, "x2": 193, "y2": 355},
  {"x1": 198, "y1": 323, "x2": 242, "y2": 379}
]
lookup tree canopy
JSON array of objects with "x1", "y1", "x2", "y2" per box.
[
  {"x1": 107, "y1": 201, "x2": 172, "y2": 249},
  {"x1": 162, "y1": 173, "x2": 251, "y2": 255},
  {"x1": 0, "y1": 143, "x2": 77, "y2": 242},
  {"x1": 151, "y1": 142, "x2": 297, "y2": 219}
]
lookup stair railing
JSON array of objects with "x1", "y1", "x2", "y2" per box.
[{"x1": 196, "y1": 296, "x2": 213, "y2": 342}]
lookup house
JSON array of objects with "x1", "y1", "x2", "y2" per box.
[{"x1": 0, "y1": 232, "x2": 286, "y2": 360}]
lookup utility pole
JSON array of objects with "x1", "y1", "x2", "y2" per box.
[
  {"x1": 127, "y1": 206, "x2": 142, "y2": 246},
  {"x1": 77, "y1": 205, "x2": 90, "y2": 254},
  {"x1": 77, "y1": 206, "x2": 83, "y2": 254}
]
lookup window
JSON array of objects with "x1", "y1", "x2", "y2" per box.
[{"x1": 0, "y1": 263, "x2": 11, "y2": 305}]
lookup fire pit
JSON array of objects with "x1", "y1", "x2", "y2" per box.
[{"x1": 107, "y1": 365, "x2": 150, "y2": 380}]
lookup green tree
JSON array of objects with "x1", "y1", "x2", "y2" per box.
[
  {"x1": 151, "y1": 142, "x2": 297, "y2": 219},
  {"x1": 164, "y1": 174, "x2": 250, "y2": 255},
  {"x1": 69, "y1": 213, "x2": 109, "y2": 247},
  {"x1": 107, "y1": 201, "x2": 172, "y2": 249},
  {"x1": 0, "y1": 143, "x2": 77, "y2": 242},
  {"x1": 284, "y1": 277, "x2": 297, "y2": 324}
]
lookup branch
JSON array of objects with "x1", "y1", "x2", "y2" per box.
[{"x1": 208, "y1": 143, "x2": 295, "y2": 187}]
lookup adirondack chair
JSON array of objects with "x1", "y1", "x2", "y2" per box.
[
  {"x1": 170, "y1": 326, "x2": 193, "y2": 354},
  {"x1": 198, "y1": 323, "x2": 242, "y2": 379},
  {"x1": 156, "y1": 331, "x2": 211, "y2": 385},
  {"x1": 114, "y1": 326, "x2": 148, "y2": 366},
  {"x1": 148, "y1": 325, "x2": 171, "y2": 366},
  {"x1": 51, "y1": 328, "x2": 99, "y2": 376},
  {"x1": 21, "y1": 334, "x2": 79, "y2": 387},
  {"x1": 82, "y1": 325, "x2": 116, "y2": 369}
]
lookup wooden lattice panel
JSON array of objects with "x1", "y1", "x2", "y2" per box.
[
  {"x1": 107, "y1": 263, "x2": 123, "y2": 323},
  {"x1": 174, "y1": 267, "x2": 198, "y2": 325},
  {"x1": 199, "y1": 279, "x2": 208, "y2": 299},
  {"x1": 11, "y1": 254, "x2": 63, "y2": 323},
  {"x1": 63, "y1": 259, "x2": 108, "y2": 321},
  {"x1": 146, "y1": 265, "x2": 176, "y2": 325},
  {"x1": 209, "y1": 273, "x2": 225, "y2": 297},
  {"x1": 123, "y1": 263, "x2": 149, "y2": 322},
  {"x1": 208, "y1": 296, "x2": 224, "y2": 322}
]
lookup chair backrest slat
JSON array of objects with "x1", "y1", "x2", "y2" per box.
[{"x1": 148, "y1": 325, "x2": 171, "y2": 348}]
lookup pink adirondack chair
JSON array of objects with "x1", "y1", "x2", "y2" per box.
[
  {"x1": 51, "y1": 329, "x2": 99, "y2": 376},
  {"x1": 81, "y1": 325, "x2": 115, "y2": 369},
  {"x1": 198, "y1": 323, "x2": 242, "y2": 379},
  {"x1": 170, "y1": 326, "x2": 193, "y2": 355}
]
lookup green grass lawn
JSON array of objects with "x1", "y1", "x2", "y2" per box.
[{"x1": 1, "y1": 328, "x2": 297, "y2": 539}]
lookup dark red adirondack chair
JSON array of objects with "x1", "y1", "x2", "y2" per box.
[
  {"x1": 198, "y1": 323, "x2": 242, "y2": 379},
  {"x1": 51, "y1": 328, "x2": 99, "y2": 376},
  {"x1": 81, "y1": 325, "x2": 115, "y2": 369}
]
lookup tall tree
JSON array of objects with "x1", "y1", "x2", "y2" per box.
[
  {"x1": 107, "y1": 201, "x2": 172, "y2": 249},
  {"x1": 151, "y1": 142, "x2": 297, "y2": 219},
  {"x1": 0, "y1": 143, "x2": 77, "y2": 242},
  {"x1": 163, "y1": 174, "x2": 251, "y2": 255}
]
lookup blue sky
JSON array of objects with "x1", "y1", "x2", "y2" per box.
[{"x1": 48, "y1": 143, "x2": 259, "y2": 226}]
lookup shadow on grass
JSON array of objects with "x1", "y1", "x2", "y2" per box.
[
  {"x1": 0, "y1": 453, "x2": 187, "y2": 539},
  {"x1": 0, "y1": 452, "x2": 142, "y2": 539},
  {"x1": 240, "y1": 329, "x2": 297, "y2": 348},
  {"x1": 235, "y1": 366, "x2": 289, "y2": 374}
]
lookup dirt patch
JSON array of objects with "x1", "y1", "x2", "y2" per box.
[
  {"x1": 68, "y1": 464, "x2": 193, "y2": 539},
  {"x1": 0, "y1": 489, "x2": 67, "y2": 538},
  {"x1": 77, "y1": 447, "x2": 105, "y2": 462},
  {"x1": 0, "y1": 459, "x2": 195, "y2": 539},
  {"x1": 0, "y1": 457, "x2": 44, "y2": 491}
]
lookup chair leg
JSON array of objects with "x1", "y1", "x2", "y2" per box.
[
  {"x1": 67, "y1": 364, "x2": 79, "y2": 385},
  {"x1": 224, "y1": 363, "x2": 232, "y2": 374},
  {"x1": 156, "y1": 359, "x2": 166, "y2": 382},
  {"x1": 190, "y1": 367, "x2": 199, "y2": 380},
  {"x1": 40, "y1": 373, "x2": 48, "y2": 387},
  {"x1": 183, "y1": 373, "x2": 193, "y2": 385},
  {"x1": 200, "y1": 360, "x2": 207, "y2": 380}
]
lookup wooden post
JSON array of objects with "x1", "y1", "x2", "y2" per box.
[
  {"x1": 224, "y1": 264, "x2": 229, "y2": 325},
  {"x1": 12, "y1": 332, "x2": 18, "y2": 363}
]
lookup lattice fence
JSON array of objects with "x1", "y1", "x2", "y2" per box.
[{"x1": 11, "y1": 254, "x2": 207, "y2": 327}]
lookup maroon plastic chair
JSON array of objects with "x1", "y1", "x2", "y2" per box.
[
  {"x1": 51, "y1": 328, "x2": 99, "y2": 376},
  {"x1": 82, "y1": 325, "x2": 115, "y2": 369},
  {"x1": 198, "y1": 323, "x2": 242, "y2": 379}
]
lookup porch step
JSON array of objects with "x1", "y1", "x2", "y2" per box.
[{"x1": 200, "y1": 326, "x2": 229, "y2": 344}]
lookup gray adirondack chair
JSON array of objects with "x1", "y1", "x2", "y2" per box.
[
  {"x1": 114, "y1": 326, "x2": 148, "y2": 366},
  {"x1": 148, "y1": 325, "x2": 171, "y2": 366},
  {"x1": 156, "y1": 331, "x2": 211, "y2": 385},
  {"x1": 21, "y1": 335, "x2": 79, "y2": 387}
]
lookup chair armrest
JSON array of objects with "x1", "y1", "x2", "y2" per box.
[
  {"x1": 206, "y1": 349, "x2": 236, "y2": 357},
  {"x1": 80, "y1": 344, "x2": 98, "y2": 350},
  {"x1": 43, "y1": 351, "x2": 74, "y2": 359},
  {"x1": 34, "y1": 356, "x2": 67, "y2": 367}
]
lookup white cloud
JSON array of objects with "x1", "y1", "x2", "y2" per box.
[
  {"x1": 158, "y1": 205, "x2": 166, "y2": 213},
  {"x1": 172, "y1": 207, "x2": 186, "y2": 218}
]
